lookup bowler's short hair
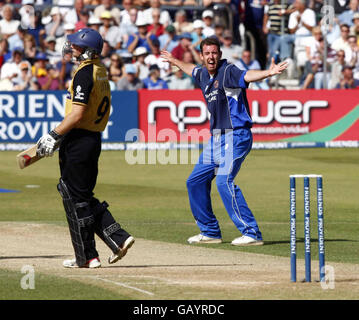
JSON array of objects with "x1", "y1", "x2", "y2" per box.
[{"x1": 200, "y1": 37, "x2": 221, "y2": 53}]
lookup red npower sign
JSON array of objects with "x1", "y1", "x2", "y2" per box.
[{"x1": 138, "y1": 89, "x2": 359, "y2": 142}]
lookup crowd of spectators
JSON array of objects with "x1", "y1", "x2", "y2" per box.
[{"x1": 0, "y1": 0, "x2": 359, "y2": 91}]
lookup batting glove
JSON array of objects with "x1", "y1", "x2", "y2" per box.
[{"x1": 37, "y1": 130, "x2": 63, "y2": 157}]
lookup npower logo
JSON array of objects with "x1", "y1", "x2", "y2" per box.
[
  {"x1": 148, "y1": 100, "x2": 209, "y2": 132},
  {"x1": 147, "y1": 100, "x2": 329, "y2": 130},
  {"x1": 252, "y1": 100, "x2": 328, "y2": 124}
]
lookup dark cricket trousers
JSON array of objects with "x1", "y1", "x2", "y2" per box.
[{"x1": 59, "y1": 128, "x2": 130, "y2": 261}]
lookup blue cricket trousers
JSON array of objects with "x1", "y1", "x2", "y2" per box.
[{"x1": 186, "y1": 128, "x2": 262, "y2": 240}]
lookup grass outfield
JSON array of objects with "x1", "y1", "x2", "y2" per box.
[{"x1": 0, "y1": 148, "x2": 358, "y2": 299}]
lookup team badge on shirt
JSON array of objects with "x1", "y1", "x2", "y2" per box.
[
  {"x1": 74, "y1": 85, "x2": 85, "y2": 100},
  {"x1": 214, "y1": 80, "x2": 219, "y2": 88}
]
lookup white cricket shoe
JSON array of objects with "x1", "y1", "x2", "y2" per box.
[
  {"x1": 231, "y1": 235, "x2": 264, "y2": 246},
  {"x1": 63, "y1": 257, "x2": 101, "y2": 268},
  {"x1": 187, "y1": 234, "x2": 222, "y2": 244},
  {"x1": 108, "y1": 236, "x2": 135, "y2": 264}
]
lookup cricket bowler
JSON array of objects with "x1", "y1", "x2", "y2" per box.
[
  {"x1": 37, "y1": 28, "x2": 134, "y2": 268},
  {"x1": 161, "y1": 37, "x2": 287, "y2": 246}
]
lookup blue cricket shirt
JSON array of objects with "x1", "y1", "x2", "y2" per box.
[{"x1": 192, "y1": 59, "x2": 253, "y2": 133}]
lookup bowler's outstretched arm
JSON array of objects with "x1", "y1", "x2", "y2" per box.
[
  {"x1": 160, "y1": 50, "x2": 196, "y2": 77},
  {"x1": 244, "y1": 58, "x2": 288, "y2": 83}
]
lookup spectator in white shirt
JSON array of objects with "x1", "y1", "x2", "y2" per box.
[
  {"x1": 120, "y1": 0, "x2": 135, "y2": 25},
  {"x1": 45, "y1": 36, "x2": 62, "y2": 65},
  {"x1": 167, "y1": 65, "x2": 194, "y2": 89},
  {"x1": 280, "y1": 0, "x2": 316, "y2": 60},
  {"x1": 0, "y1": 4, "x2": 21, "y2": 39},
  {"x1": 94, "y1": 0, "x2": 122, "y2": 26},
  {"x1": 64, "y1": 0, "x2": 84, "y2": 25},
  {"x1": 140, "y1": 0, "x2": 172, "y2": 27},
  {"x1": 201, "y1": 10, "x2": 215, "y2": 38},
  {"x1": 0, "y1": 48, "x2": 31, "y2": 87},
  {"x1": 331, "y1": 23, "x2": 352, "y2": 64},
  {"x1": 220, "y1": 29, "x2": 244, "y2": 64},
  {"x1": 172, "y1": 9, "x2": 193, "y2": 34},
  {"x1": 99, "y1": 11, "x2": 122, "y2": 49}
]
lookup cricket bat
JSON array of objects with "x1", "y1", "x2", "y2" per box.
[{"x1": 16, "y1": 144, "x2": 42, "y2": 169}]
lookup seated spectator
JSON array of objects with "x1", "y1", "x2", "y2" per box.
[
  {"x1": 108, "y1": 53, "x2": 124, "y2": 83},
  {"x1": 126, "y1": 17, "x2": 158, "y2": 54},
  {"x1": 236, "y1": 49, "x2": 261, "y2": 70},
  {"x1": 37, "y1": 65, "x2": 64, "y2": 90},
  {"x1": 58, "y1": 0, "x2": 74, "y2": 18},
  {"x1": 350, "y1": 12, "x2": 359, "y2": 41},
  {"x1": 13, "y1": 61, "x2": 40, "y2": 91},
  {"x1": 201, "y1": 9, "x2": 215, "y2": 38},
  {"x1": 280, "y1": 0, "x2": 316, "y2": 61},
  {"x1": 143, "y1": 64, "x2": 168, "y2": 89},
  {"x1": 101, "y1": 40, "x2": 114, "y2": 68},
  {"x1": 0, "y1": 4, "x2": 21, "y2": 39},
  {"x1": 144, "y1": 38, "x2": 170, "y2": 78},
  {"x1": 167, "y1": 65, "x2": 194, "y2": 89},
  {"x1": 236, "y1": 49, "x2": 269, "y2": 89},
  {"x1": 87, "y1": 16, "x2": 103, "y2": 32},
  {"x1": 335, "y1": 65, "x2": 359, "y2": 88},
  {"x1": 45, "y1": 36, "x2": 62, "y2": 65},
  {"x1": 99, "y1": 11, "x2": 122, "y2": 49},
  {"x1": 0, "y1": 48, "x2": 31, "y2": 88},
  {"x1": 171, "y1": 32, "x2": 193, "y2": 61},
  {"x1": 119, "y1": 7, "x2": 138, "y2": 48},
  {"x1": 64, "y1": 0, "x2": 85, "y2": 25},
  {"x1": 159, "y1": 24, "x2": 179, "y2": 52},
  {"x1": 332, "y1": 23, "x2": 352, "y2": 64},
  {"x1": 191, "y1": 20, "x2": 205, "y2": 52},
  {"x1": 220, "y1": 29, "x2": 243, "y2": 65},
  {"x1": 329, "y1": 49, "x2": 346, "y2": 88},
  {"x1": 117, "y1": 64, "x2": 144, "y2": 90},
  {"x1": 55, "y1": 23, "x2": 76, "y2": 53},
  {"x1": 56, "y1": 52, "x2": 75, "y2": 89},
  {"x1": 338, "y1": 0, "x2": 359, "y2": 27},
  {"x1": 120, "y1": 0, "x2": 135, "y2": 25},
  {"x1": 27, "y1": 10, "x2": 46, "y2": 49},
  {"x1": 94, "y1": 0, "x2": 122, "y2": 25},
  {"x1": 75, "y1": 9, "x2": 90, "y2": 31},
  {"x1": 347, "y1": 34, "x2": 359, "y2": 78},
  {"x1": 32, "y1": 52, "x2": 49, "y2": 79},
  {"x1": 19, "y1": 1, "x2": 37, "y2": 30},
  {"x1": 173, "y1": 10, "x2": 193, "y2": 35},
  {"x1": 8, "y1": 26, "x2": 26, "y2": 52},
  {"x1": 215, "y1": 22, "x2": 227, "y2": 44},
  {"x1": 147, "y1": 8, "x2": 165, "y2": 37},
  {"x1": 320, "y1": 15, "x2": 341, "y2": 46},
  {"x1": 22, "y1": 34, "x2": 37, "y2": 65},
  {"x1": 44, "y1": 7, "x2": 65, "y2": 39},
  {"x1": 140, "y1": 0, "x2": 172, "y2": 27},
  {"x1": 133, "y1": 46, "x2": 150, "y2": 80},
  {"x1": 301, "y1": 33, "x2": 336, "y2": 89}
]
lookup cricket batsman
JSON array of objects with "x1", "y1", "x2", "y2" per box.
[
  {"x1": 37, "y1": 28, "x2": 134, "y2": 268},
  {"x1": 161, "y1": 37, "x2": 287, "y2": 246}
]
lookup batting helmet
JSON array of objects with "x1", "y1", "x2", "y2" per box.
[{"x1": 66, "y1": 28, "x2": 104, "y2": 55}]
